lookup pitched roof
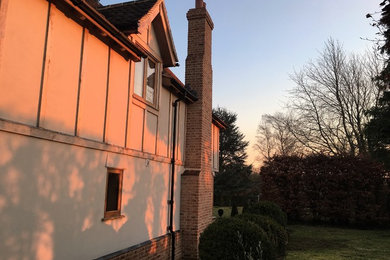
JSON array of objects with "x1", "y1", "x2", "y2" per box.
[
  {"x1": 162, "y1": 68, "x2": 198, "y2": 104},
  {"x1": 161, "y1": 69, "x2": 226, "y2": 129},
  {"x1": 98, "y1": 0, "x2": 158, "y2": 33}
]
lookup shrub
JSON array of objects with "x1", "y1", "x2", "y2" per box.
[
  {"x1": 261, "y1": 155, "x2": 390, "y2": 227},
  {"x1": 243, "y1": 201, "x2": 287, "y2": 227},
  {"x1": 238, "y1": 214, "x2": 288, "y2": 257},
  {"x1": 199, "y1": 218, "x2": 274, "y2": 260}
]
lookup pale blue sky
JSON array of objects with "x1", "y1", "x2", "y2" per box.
[{"x1": 101, "y1": 0, "x2": 380, "y2": 166}]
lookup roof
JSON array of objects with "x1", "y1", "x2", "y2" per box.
[
  {"x1": 212, "y1": 114, "x2": 227, "y2": 130},
  {"x1": 98, "y1": 0, "x2": 158, "y2": 33},
  {"x1": 162, "y1": 70, "x2": 226, "y2": 129},
  {"x1": 53, "y1": 0, "x2": 142, "y2": 61},
  {"x1": 162, "y1": 68, "x2": 198, "y2": 104},
  {"x1": 98, "y1": 0, "x2": 178, "y2": 66},
  {"x1": 85, "y1": 0, "x2": 102, "y2": 8}
]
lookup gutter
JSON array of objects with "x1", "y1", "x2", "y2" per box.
[
  {"x1": 212, "y1": 114, "x2": 227, "y2": 130},
  {"x1": 162, "y1": 69, "x2": 198, "y2": 104}
]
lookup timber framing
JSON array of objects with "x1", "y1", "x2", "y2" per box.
[{"x1": 51, "y1": 0, "x2": 144, "y2": 61}]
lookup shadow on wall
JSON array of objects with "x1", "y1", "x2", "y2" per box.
[{"x1": 0, "y1": 126, "x2": 179, "y2": 259}]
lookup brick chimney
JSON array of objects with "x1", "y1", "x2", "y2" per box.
[{"x1": 180, "y1": 0, "x2": 214, "y2": 259}]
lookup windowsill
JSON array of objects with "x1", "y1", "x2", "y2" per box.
[
  {"x1": 101, "y1": 214, "x2": 125, "y2": 222},
  {"x1": 132, "y1": 94, "x2": 159, "y2": 112}
]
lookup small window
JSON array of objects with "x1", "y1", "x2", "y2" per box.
[
  {"x1": 133, "y1": 57, "x2": 159, "y2": 106},
  {"x1": 103, "y1": 168, "x2": 123, "y2": 220}
]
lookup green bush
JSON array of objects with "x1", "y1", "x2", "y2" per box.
[
  {"x1": 199, "y1": 218, "x2": 274, "y2": 260},
  {"x1": 238, "y1": 214, "x2": 288, "y2": 257},
  {"x1": 243, "y1": 201, "x2": 287, "y2": 227}
]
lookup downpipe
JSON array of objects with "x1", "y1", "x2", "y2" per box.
[{"x1": 169, "y1": 98, "x2": 180, "y2": 260}]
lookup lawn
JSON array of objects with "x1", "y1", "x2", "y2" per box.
[{"x1": 287, "y1": 224, "x2": 390, "y2": 260}]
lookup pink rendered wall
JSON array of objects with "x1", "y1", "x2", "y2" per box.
[
  {"x1": 105, "y1": 49, "x2": 129, "y2": 147},
  {"x1": 0, "y1": 1, "x2": 192, "y2": 258},
  {"x1": 156, "y1": 87, "x2": 171, "y2": 157},
  {"x1": 0, "y1": 130, "x2": 184, "y2": 259},
  {"x1": 0, "y1": 0, "x2": 48, "y2": 125},
  {"x1": 128, "y1": 104, "x2": 145, "y2": 151},
  {"x1": 0, "y1": 0, "x2": 187, "y2": 160},
  {"x1": 149, "y1": 24, "x2": 162, "y2": 57},
  {"x1": 77, "y1": 30, "x2": 109, "y2": 142},
  {"x1": 177, "y1": 102, "x2": 186, "y2": 162},
  {"x1": 212, "y1": 124, "x2": 220, "y2": 172},
  {"x1": 39, "y1": 6, "x2": 82, "y2": 135},
  {"x1": 144, "y1": 111, "x2": 158, "y2": 154}
]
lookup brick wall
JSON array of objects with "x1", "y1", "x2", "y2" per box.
[
  {"x1": 100, "y1": 232, "x2": 182, "y2": 260},
  {"x1": 181, "y1": 2, "x2": 214, "y2": 259}
]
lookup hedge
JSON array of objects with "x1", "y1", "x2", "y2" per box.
[{"x1": 260, "y1": 155, "x2": 390, "y2": 227}]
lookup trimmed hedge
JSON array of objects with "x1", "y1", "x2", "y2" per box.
[
  {"x1": 243, "y1": 201, "x2": 288, "y2": 227},
  {"x1": 199, "y1": 218, "x2": 274, "y2": 260},
  {"x1": 261, "y1": 155, "x2": 390, "y2": 227},
  {"x1": 238, "y1": 214, "x2": 288, "y2": 257}
]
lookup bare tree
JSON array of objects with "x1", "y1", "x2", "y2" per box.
[
  {"x1": 288, "y1": 38, "x2": 382, "y2": 156},
  {"x1": 254, "y1": 112, "x2": 302, "y2": 161},
  {"x1": 255, "y1": 39, "x2": 383, "y2": 162}
]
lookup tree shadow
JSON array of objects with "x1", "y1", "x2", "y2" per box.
[{"x1": 0, "y1": 126, "x2": 181, "y2": 259}]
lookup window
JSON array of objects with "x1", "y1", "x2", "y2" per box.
[
  {"x1": 134, "y1": 57, "x2": 159, "y2": 105},
  {"x1": 103, "y1": 168, "x2": 123, "y2": 220}
]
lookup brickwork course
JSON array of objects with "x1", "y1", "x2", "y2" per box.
[
  {"x1": 181, "y1": 0, "x2": 214, "y2": 259},
  {"x1": 102, "y1": 233, "x2": 182, "y2": 260}
]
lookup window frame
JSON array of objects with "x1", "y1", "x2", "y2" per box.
[
  {"x1": 133, "y1": 56, "x2": 160, "y2": 108},
  {"x1": 103, "y1": 168, "x2": 124, "y2": 221}
]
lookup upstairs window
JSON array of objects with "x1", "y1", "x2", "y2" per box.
[
  {"x1": 103, "y1": 168, "x2": 123, "y2": 220},
  {"x1": 134, "y1": 57, "x2": 159, "y2": 106}
]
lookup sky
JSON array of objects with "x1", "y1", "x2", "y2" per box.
[{"x1": 101, "y1": 0, "x2": 381, "y2": 167}]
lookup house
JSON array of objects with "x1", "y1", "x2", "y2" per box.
[{"x1": 0, "y1": 0, "x2": 222, "y2": 259}]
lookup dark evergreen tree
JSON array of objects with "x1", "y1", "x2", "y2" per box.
[
  {"x1": 365, "y1": 94, "x2": 390, "y2": 169},
  {"x1": 213, "y1": 107, "x2": 254, "y2": 206},
  {"x1": 366, "y1": 0, "x2": 390, "y2": 169}
]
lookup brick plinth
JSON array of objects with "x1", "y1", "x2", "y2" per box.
[
  {"x1": 99, "y1": 232, "x2": 182, "y2": 260},
  {"x1": 181, "y1": 3, "x2": 214, "y2": 260}
]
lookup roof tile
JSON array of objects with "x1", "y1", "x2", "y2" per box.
[{"x1": 98, "y1": 0, "x2": 158, "y2": 32}]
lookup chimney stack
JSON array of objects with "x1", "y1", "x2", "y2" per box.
[
  {"x1": 195, "y1": 0, "x2": 204, "y2": 8},
  {"x1": 180, "y1": 1, "x2": 214, "y2": 259}
]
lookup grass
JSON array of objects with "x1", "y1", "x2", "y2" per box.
[
  {"x1": 212, "y1": 206, "x2": 243, "y2": 218},
  {"x1": 287, "y1": 224, "x2": 390, "y2": 260}
]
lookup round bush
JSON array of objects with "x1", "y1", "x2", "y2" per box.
[
  {"x1": 238, "y1": 214, "x2": 288, "y2": 257},
  {"x1": 199, "y1": 218, "x2": 274, "y2": 260},
  {"x1": 243, "y1": 201, "x2": 288, "y2": 227}
]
